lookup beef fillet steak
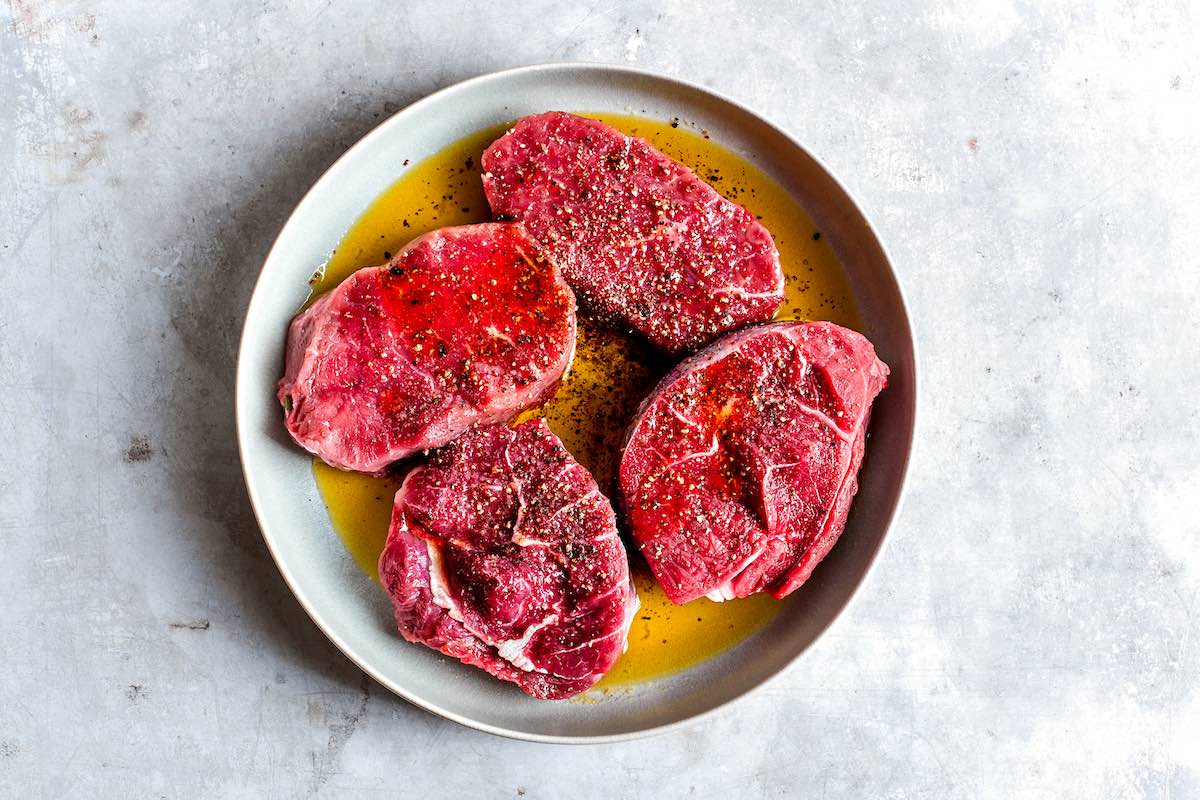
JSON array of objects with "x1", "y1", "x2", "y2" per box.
[
  {"x1": 481, "y1": 112, "x2": 784, "y2": 354},
  {"x1": 379, "y1": 419, "x2": 639, "y2": 699},
  {"x1": 278, "y1": 223, "x2": 576, "y2": 474},
  {"x1": 619, "y1": 321, "x2": 888, "y2": 604}
]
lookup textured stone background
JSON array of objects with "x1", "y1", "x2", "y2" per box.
[{"x1": 2, "y1": 1, "x2": 1198, "y2": 797}]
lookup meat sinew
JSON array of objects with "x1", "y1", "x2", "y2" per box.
[
  {"x1": 379, "y1": 419, "x2": 639, "y2": 699},
  {"x1": 481, "y1": 112, "x2": 784, "y2": 354},
  {"x1": 278, "y1": 223, "x2": 576, "y2": 474},
  {"x1": 619, "y1": 321, "x2": 888, "y2": 604}
]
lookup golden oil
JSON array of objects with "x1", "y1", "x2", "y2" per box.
[{"x1": 308, "y1": 113, "x2": 858, "y2": 687}]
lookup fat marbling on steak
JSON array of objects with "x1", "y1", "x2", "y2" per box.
[
  {"x1": 481, "y1": 112, "x2": 784, "y2": 354},
  {"x1": 278, "y1": 223, "x2": 576, "y2": 474},
  {"x1": 618, "y1": 321, "x2": 888, "y2": 604},
  {"x1": 379, "y1": 419, "x2": 639, "y2": 700}
]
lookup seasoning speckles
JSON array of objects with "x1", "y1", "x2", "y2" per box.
[
  {"x1": 381, "y1": 420, "x2": 637, "y2": 698},
  {"x1": 284, "y1": 224, "x2": 573, "y2": 473},
  {"x1": 312, "y1": 112, "x2": 860, "y2": 688},
  {"x1": 482, "y1": 112, "x2": 785, "y2": 353}
]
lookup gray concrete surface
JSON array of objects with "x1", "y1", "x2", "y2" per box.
[{"x1": 2, "y1": 1, "x2": 1198, "y2": 797}]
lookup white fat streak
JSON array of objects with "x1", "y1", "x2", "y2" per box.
[
  {"x1": 661, "y1": 433, "x2": 720, "y2": 471},
  {"x1": 792, "y1": 402, "x2": 854, "y2": 444},
  {"x1": 428, "y1": 537, "x2": 562, "y2": 676},
  {"x1": 496, "y1": 615, "x2": 559, "y2": 673},
  {"x1": 484, "y1": 324, "x2": 515, "y2": 346},
  {"x1": 710, "y1": 285, "x2": 785, "y2": 301},
  {"x1": 538, "y1": 584, "x2": 642, "y2": 662},
  {"x1": 705, "y1": 584, "x2": 735, "y2": 602},
  {"x1": 502, "y1": 435, "x2": 528, "y2": 541},
  {"x1": 425, "y1": 541, "x2": 465, "y2": 623},
  {"x1": 620, "y1": 586, "x2": 641, "y2": 654},
  {"x1": 666, "y1": 401, "x2": 702, "y2": 430},
  {"x1": 534, "y1": 487, "x2": 599, "y2": 534},
  {"x1": 705, "y1": 542, "x2": 770, "y2": 602}
]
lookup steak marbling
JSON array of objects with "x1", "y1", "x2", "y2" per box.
[
  {"x1": 278, "y1": 223, "x2": 576, "y2": 474},
  {"x1": 379, "y1": 419, "x2": 639, "y2": 699},
  {"x1": 618, "y1": 321, "x2": 888, "y2": 604},
  {"x1": 481, "y1": 112, "x2": 784, "y2": 354}
]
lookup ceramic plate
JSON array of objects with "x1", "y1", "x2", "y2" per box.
[{"x1": 235, "y1": 63, "x2": 917, "y2": 743}]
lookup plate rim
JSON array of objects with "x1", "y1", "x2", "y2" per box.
[{"x1": 235, "y1": 61, "x2": 920, "y2": 744}]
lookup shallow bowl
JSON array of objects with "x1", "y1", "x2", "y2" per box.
[{"x1": 235, "y1": 63, "x2": 917, "y2": 743}]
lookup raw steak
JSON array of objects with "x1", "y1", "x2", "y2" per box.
[
  {"x1": 618, "y1": 321, "x2": 888, "y2": 604},
  {"x1": 278, "y1": 223, "x2": 576, "y2": 474},
  {"x1": 379, "y1": 420, "x2": 639, "y2": 699},
  {"x1": 481, "y1": 112, "x2": 784, "y2": 354}
]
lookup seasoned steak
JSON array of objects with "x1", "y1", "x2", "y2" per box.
[
  {"x1": 379, "y1": 420, "x2": 639, "y2": 700},
  {"x1": 278, "y1": 224, "x2": 576, "y2": 474},
  {"x1": 618, "y1": 321, "x2": 888, "y2": 604},
  {"x1": 481, "y1": 112, "x2": 784, "y2": 354}
]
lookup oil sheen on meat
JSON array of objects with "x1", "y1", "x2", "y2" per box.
[{"x1": 309, "y1": 114, "x2": 860, "y2": 689}]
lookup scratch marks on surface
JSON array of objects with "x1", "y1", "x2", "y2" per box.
[
  {"x1": 551, "y1": 1, "x2": 615, "y2": 59},
  {"x1": 1055, "y1": 176, "x2": 1128, "y2": 228},
  {"x1": 3, "y1": 201, "x2": 51, "y2": 257},
  {"x1": 8, "y1": 9, "x2": 113, "y2": 186},
  {"x1": 307, "y1": 674, "x2": 371, "y2": 796},
  {"x1": 168, "y1": 619, "x2": 210, "y2": 631}
]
